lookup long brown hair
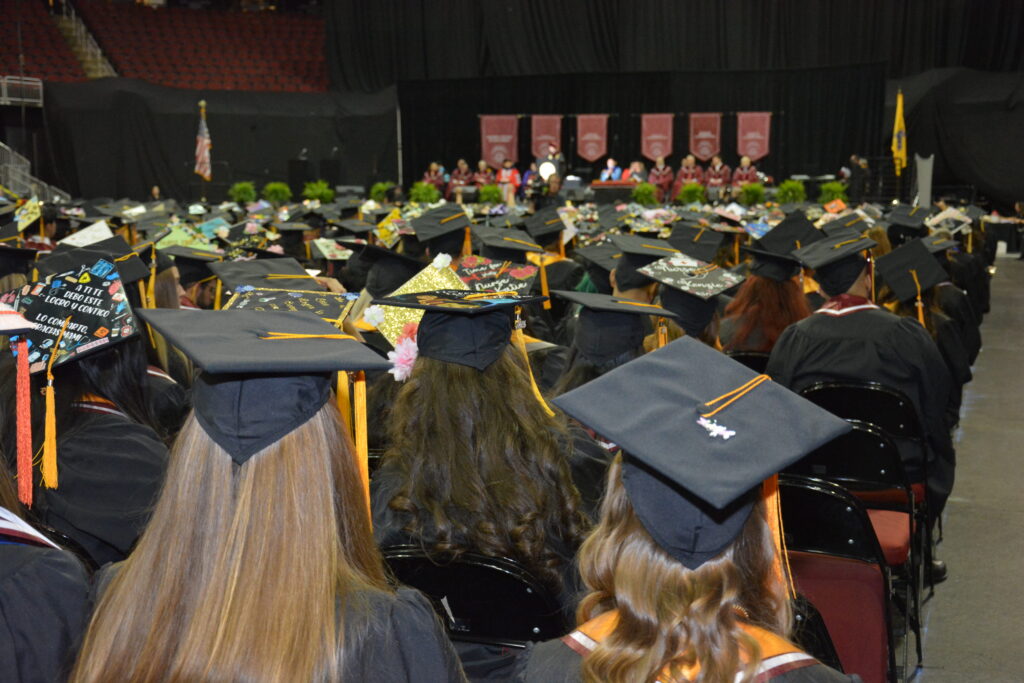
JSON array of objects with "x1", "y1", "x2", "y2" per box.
[
  {"x1": 576, "y1": 457, "x2": 791, "y2": 683},
  {"x1": 722, "y1": 275, "x2": 811, "y2": 352},
  {"x1": 382, "y1": 348, "x2": 589, "y2": 590},
  {"x1": 70, "y1": 403, "x2": 388, "y2": 682}
]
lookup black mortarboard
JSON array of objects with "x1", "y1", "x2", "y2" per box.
[
  {"x1": 610, "y1": 234, "x2": 680, "y2": 291},
  {"x1": 371, "y1": 290, "x2": 545, "y2": 371},
  {"x1": 336, "y1": 219, "x2": 375, "y2": 236},
  {"x1": 209, "y1": 257, "x2": 320, "y2": 294},
  {"x1": 596, "y1": 205, "x2": 630, "y2": 231},
  {"x1": 553, "y1": 290, "x2": 676, "y2": 365},
  {"x1": 759, "y1": 213, "x2": 822, "y2": 254},
  {"x1": 160, "y1": 246, "x2": 224, "y2": 286},
  {"x1": 478, "y1": 229, "x2": 545, "y2": 262},
  {"x1": 486, "y1": 213, "x2": 526, "y2": 230},
  {"x1": 357, "y1": 244, "x2": 425, "y2": 298},
  {"x1": 525, "y1": 206, "x2": 566, "y2": 243},
  {"x1": 575, "y1": 243, "x2": 623, "y2": 295},
  {"x1": 455, "y1": 255, "x2": 538, "y2": 295},
  {"x1": 552, "y1": 337, "x2": 850, "y2": 568},
  {"x1": 876, "y1": 240, "x2": 947, "y2": 304},
  {"x1": 916, "y1": 235, "x2": 957, "y2": 254},
  {"x1": 0, "y1": 245, "x2": 38, "y2": 278},
  {"x1": 411, "y1": 205, "x2": 471, "y2": 243},
  {"x1": 887, "y1": 204, "x2": 928, "y2": 229},
  {"x1": 821, "y1": 213, "x2": 869, "y2": 237},
  {"x1": 792, "y1": 232, "x2": 876, "y2": 297},
  {"x1": 742, "y1": 246, "x2": 801, "y2": 282},
  {"x1": 668, "y1": 225, "x2": 726, "y2": 263},
  {"x1": 137, "y1": 309, "x2": 388, "y2": 464},
  {"x1": 42, "y1": 236, "x2": 150, "y2": 285},
  {"x1": 640, "y1": 255, "x2": 743, "y2": 338}
]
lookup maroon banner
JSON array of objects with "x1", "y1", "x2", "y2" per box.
[
  {"x1": 689, "y1": 113, "x2": 721, "y2": 162},
  {"x1": 480, "y1": 115, "x2": 518, "y2": 168},
  {"x1": 531, "y1": 115, "x2": 563, "y2": 159},
  {"x1": 737, "y1": 112, "x2": 772, "y2": 161},
  {"x1": 640, "y1": 113, "x2": 674, "y2": 161},
  {"x1": 577, "y1": 114, "x2": 609, "y2": 162}
]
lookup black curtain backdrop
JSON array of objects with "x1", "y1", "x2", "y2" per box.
[
  {"x1": 398, "y1": 64, "x2": 885, "y2": 184},
  {"x1": 327, "y1": 0, "x2": 1024, "y2": 93},
  {"x1": 43, "y1": 78, "x2": 397, "y2": 201}
]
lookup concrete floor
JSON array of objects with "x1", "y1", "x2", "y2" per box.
[{"x1": 916, "y1": 255, "x2": 1024, "y2": 682}]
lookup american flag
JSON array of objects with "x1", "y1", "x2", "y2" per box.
[{"x1": 194, "y1": 106, "x2": 212, "y2": 181}]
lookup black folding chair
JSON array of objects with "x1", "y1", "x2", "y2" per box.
[
  {"x1": 382, "y1": 545, "x2": 568, "y2": 648},
  {"x1": 791, "y1": 593, "x2": 844, "y2": 674},
  {"x1": 725, "y1": 350, "x2": 771, "y2": 373}
]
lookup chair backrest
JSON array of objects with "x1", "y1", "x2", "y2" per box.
[
  {"x1": 799, "y1": 381, "x2": 922, "y2": 440},
  {"x1": 383, "y1": 545, "x2": 567, "y2": 647},
  {"x1": 725, "y1": 350, "x2": 771, "y2": 373},
  {"x1": 780, "y1": 475, "x2": 888, "y2": 563},
  {"x1": 791, "y1": 593, "x2": 844, "y2": 674}
]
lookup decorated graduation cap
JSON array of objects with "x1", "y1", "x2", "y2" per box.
[
  {"x1": 575, "y1": 243, "x2": 623, "y2": 295},
  {"x1": 41, "y1": 237, "x2": 153, "y2": 308},
  {"x1": 160, "y1": 245, "x2": 224, "y2": 288},
  {"x1": 208, "y1": 256, "x2": 321, "y2": 308},
  {"x1": 609, "y1": 234, "x2": 680, "y2": 291},
  {"x1": 525, "y1": 206, "x2": 566, "y2": 245},
  {"x1": 596, "y1": 205, "x2": 630, "y2": 231},
  {"x1": 792, "y1": 231, "x2": 877, "y2": 297},
  {"x1": 640, "y1": 254, "x2": 744, "y2": 338},
  {"x1": 553, "y1": 336, "x2": 850, "y2": 570},
  {"x1": 456, "y1": 255, "x2": 538, "y2": 296},
  {"x1": 554, "y1": 290, "x2": 677, "y2": 365},
  {"x1": 668, "y1": 224, "x2": 726, "y2": 263},
  {"x1": 876, "y1": 240, "x2": 947, "y2": 324}
]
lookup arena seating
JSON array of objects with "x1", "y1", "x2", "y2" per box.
[
  {"x1": 76, "y1": 0, "x2": 328, "y2": 92},
  {"x1": 0, "y1": 0, "x2": 86, "y2": 82}
]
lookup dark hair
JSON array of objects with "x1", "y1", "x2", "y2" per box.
[
  {"x1": 553, "y1": 346, "x2": 640, "y2": 396},
  {"x1": 722, "y1": 275, "x2": 811, "y2": 352}
]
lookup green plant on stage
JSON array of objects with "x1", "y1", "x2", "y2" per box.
[
  {"x1": 409, "y1": 181, "x2": 441, "y2": 204},
  {"x1": 817, "y1": 181, "x2": 848, "y2": 204},
  {"x1": 228, "y1": 181, "x2": 256, "y2": 205},
  {"x1": 262, "y1": 181, "x2": 293, "y2": 205},
  {"x1": 631, "y1": 182, "x2": 659, "y2": 207},
  {"x1": 478, "y1": 184, "x2": 502, "y2": 204},
  {"x1": 675, "y1": 182, "x2": 706, "y2": 205},
  {"x1": 739, "y1": 182, "x2": 766, "y2": 207},
  {"x1": 370, "y1": 181, "x2": 396, "y2": 203},
  {"x1": 302, "y1": 179, "x2": 336, "y2": 203},
  {"x1": 775, "y1": 179, "x2": 806, "y2": 204}
]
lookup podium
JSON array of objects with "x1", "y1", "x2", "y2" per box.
[
  {"x1": 288, "y1": 159, "x2": 316, "y2": 197},
  {"x1": 590, "y1": 180, "x2": 634, "y2": 203}
]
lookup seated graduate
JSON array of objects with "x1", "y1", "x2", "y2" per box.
[
  {"x1": 876, "y1": 239, "x2": 972, "y2": 427},
  {"x1": 516, "y1": 338, "x2": 855, "y2": 683},
  {"x1": 412, "y1": 204, "x2": 472, "y2": 270},
  {"x1": 926, "y1": 233, "x2": 982, "y2": 363},
  {"x1": 367, "y1": 292, "x2": 593, "y2": 615},
  {"x1": 0, "y1": 310, "x2": 90, "y2": 683},
  {"x1": 767, "y1": 231, "x2": 957, "y2": 545},
  {"x1": 72, "y1": 309, "x2": 464, "y2": 683},
  {"x1": 523, "y1": 208, "x2": 584, "y2": 340},
  {"x1": 161, "y1": 246, "x2": 223, "y2": 310},
  {"x1": 0, "y1": 253, "x2": 170, "y2": 567}
]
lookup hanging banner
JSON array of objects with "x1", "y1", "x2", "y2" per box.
[
  {"x1": 531, "y1": 115, "x2": 563, "y2": 159},
  {"x1": 689, "y1": 113, "x2": 721, "y2": 162},
  {"x1": 640, "y1": 114, "x2": 674, "y2": 161},
  {"x1": 736, "y1": 112, "x2": 772, "y2": 161},
  {"x1": 480, "y1": 115, "x2": 518, "y2": 168},
  {"x1": 577, "y1": 114, "x2": 609, "y2": 162}
]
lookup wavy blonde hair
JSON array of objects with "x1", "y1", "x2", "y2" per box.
[
  {"x1": 70, "y1": 403, "x2": 388, "y2": 682},
  {"x1": 576, "y1": 456, "x2": 791, "y2": 683}
]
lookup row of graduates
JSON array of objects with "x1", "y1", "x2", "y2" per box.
[{"x1": 0, "y1": 195, "x2": 991, "y2": 682}]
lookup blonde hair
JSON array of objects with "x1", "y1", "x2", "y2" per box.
[
  {"x1": 576, "y1": 456, "x2": 791, "y2": 683},
  {"x1": 71, "y1": 403, "x2": 388, "y2": 682}
]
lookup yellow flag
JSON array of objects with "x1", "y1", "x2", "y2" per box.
[{"x1": 891, "y1": 89, "x2": 907, "y2": 177}]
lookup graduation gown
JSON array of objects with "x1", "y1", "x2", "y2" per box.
[
  {"x1": 935, "y1": 281, "x2": 981, "y2": 363},
  {"x1": 933, "y1": 311, "x2": 972, "y2": 427},
  {"x1": 33, "y1": 405, "x2": 169, "y2": 567},
  {"x1": 647, "y1": 165, "x2": 674, "y2": 199},
  {"x1": 731, "y1": 165, "x2": 759, "y2": 186},
  {"x1": 0, "y1": 540, "x2": 90, "y2": 683},
  {"x1": 766, "y1": 295, "x2": 956, "y2": 514}
]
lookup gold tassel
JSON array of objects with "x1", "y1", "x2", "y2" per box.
[
  {"x1": 353, "y1": 370, "x2": 371, "y2": 522},
  {"x1": 512, "y1": 307, "x2": 555, "y2": 417},
  {"x1": 462, "y1": 226, "x2": 472, "y2": 258},
  {"x1": 909, "y1": 269, "x2": 925, "y2": 326},
  {"x1": 763, "y1": 475, "x2": 796, "y2": 599},
  {"x1": 336, "y1": 372, "x2": 352, "y2": 434},
  {"x1": 42, "y1": 317, "x2": 72, "y2": 489},
  {"x1": 656, "y1": 317, "x2": 669, "y2": 348},
  {"x1": 538, "y1": 258, "x2": 551, "y2": 310},
  {"x1": 214, "y1": 279, "x2": 223, "y2": 310}
]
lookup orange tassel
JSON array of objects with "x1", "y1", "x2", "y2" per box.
[
  {"x1": 14, "y1": 338, "x2": 32, "y2": 506},
  {"x1": 214, "y1": 279, "x2": 223, "y2": 310},
  {"x1": 336, "y1": 372, "x2": 352, "y2": 433},
  {"x1": 462, "y1": 226, "x2": 472, "y2": 259},
  {"x1": 656, "y1": 317, "x2": 668, "y2": 348},
  {"x1": 512, "y1": 307, "x2": 555, "y2": 418},
  {"x1": 538, "y1": 258, "x2": 551, "y2": 310},
  {"x1": 763, "y1": 475, "x2": 796, "y2": 599}
]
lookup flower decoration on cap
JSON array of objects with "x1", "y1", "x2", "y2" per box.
[
  {"x1": 387, "y1": 322, "x2": 419, "y2": 382},
  {"x1": 363, "y1": 305, "x2": 385, "y2": 328},
  {"x1": 431, "y1": 253, "x2": 452, "y2": 270}
]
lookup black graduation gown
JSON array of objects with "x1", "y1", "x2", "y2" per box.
[
  {"x1": 935, "y1": 281, "x2": 981, "y2": 364},
  {"x1": 933, "y1": 311, "x2": 972, "y2": 426},
  {"x1": 719, "y1": 314, "x2": 770, "y2": 353},
  {"x1": 0, "y1": 541, "x2": 90, "y2": 683},
  {"x1": 33, "y1": 411, "x2": 169, "y2": 567},
  {"x1": 766, "y1": 305, "x2": 956, "y2": 515}
]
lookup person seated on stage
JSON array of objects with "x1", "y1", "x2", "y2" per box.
[
  {"x1": 473, "y1": 159, "x2": 496, "y2": 186},
  {"x1": 704, "y1": 155, "x2": 732, "y2": 201},
  {"x1": 517, "y1": 338, "x2": 855, "y2": 683},
  {"x1": 149, "y1": 185, "x2": 162, "y2": 202},
  {"x1": 497, "y1": 158, "x2": 522, "y2": 207},
  {"x1": 767, "y1": 232, "x2": 956, "y2": 580},
  {"x1": 447, "y1": 158, "x2": 474, "y2": 202},
  {"x1": 71, "y1": 310, "x2": 464, "y2": 683},
  {"x1": 730, "y1": 156, "x2": 759, "y2": 196},
  {"x1": 541, "y1": 143, "x2": 566, "y2": 178},
  {"x1": 622, "y1": 161, "x2": 646, "y2": 183},
  {"x1": 520, "y1": 162, "x2": 541, "y2": 200},
  {"x1": 599, "y1": 158, "x2": 622, "y2": 182},
  {"x1": 671, "y1": 154, "x2": 705, "y2": 201},
  {"x1": 647, "y1": 157, "x2": 674, "y2": 201},
  {"x1": 534, "y1": 174, "x2": 567, "y2": 211},
  {"x1": 422, "y1": 162, "x2": 447, "y2": 195}
]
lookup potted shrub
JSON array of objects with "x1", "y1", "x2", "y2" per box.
[
  {"x1": 409, "y1": 181, "x2": 441, "y2": 204},
  {"x1": 370, "y1": 181, "x2": 396, "y2": 203},
  {"x1": 631, "y1": 182, "x2": 659, "y2": 207},
  {"x1": 776, "y1": 179, "x2": 806, "y2": 204},
  {"x1": 675, "y1": 182, "x2": 706, "y2": 205},
  {"x1": 738, "y1": 182, "x2": 766, "y2": 207},
  {"x1": 228, "y1": 181, "x2": 256, "y2": 205},
  {"x1": 262, "y1": 181, "x2": 293, "y2": 205},
  {"x1": 302, "y1": 179, "x2": 336, "y2": 203},
  {"x1": 817, "y1": 181, "x2": 848, "y2": 204},
  {"x1": 478, "y1": 184, "x2": 502, "y2": 205}
]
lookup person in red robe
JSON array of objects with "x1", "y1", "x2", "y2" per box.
[
  {"x1": 731, "y1": 156, "x2": 759, "y2": 197},
  {"x1": 647, "y1": 156, "x2": 674, "y2": 202},
  {"x1": 422, "y1": 162, "x2": 446, "y2": 195},
  {"x1": 473, "y1": 160, "x2": 496, "y2": 186},
  {"x1": 704, "y1": 155, "x2": 731, "y2": 202},
  {"x1": 446, "y1": 158, "x2": 474, "y2": 202},
  {"x1": 496, "y1": 158, "x2": 521, "y2": 206},
  {"x1": 671, "y1": 154, "x2": 705, "y2": 201}
]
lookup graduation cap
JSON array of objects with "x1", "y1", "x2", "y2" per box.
[
  {"x1": 552, "y1": 337, "x2": 850, "y2": 568},
  {"x1": 667, "y1": 225, "x2": 725, "y2": 263},
  {"x1": 916, "y1": 234, "x2": 957, "y2": 254},
  {"x1": 792, "y1": 232, "x2": 877, "y2": 297},
  {"x1": 456, "y1": 255, "x2": 538, "y2": 295},
  {"x1": 309, "y1": 238, "x2": 354, "y2": 262},
  {"x1": 411, "y1": 205, "x2": 471, "y2": 244},
  {"x1": 553, "y1": 290, "x2": 676, "y2": 365},
  {"x1": 742, "y1": 246, "x2": 800, "y2": 282},
  {"x1": 758, "y1": 213, "x2": 822, "y2": 255},
  {"x1": 0, "y1": 245, "x2": 39, "y2": 279},
  {"x1": 575, "y1": 243, "x2": 623, "y2": 295},
  {"x1": 357, "y1": 244, "x2": 425, "y2": 299},
  {"x1": 640, "y1": 255, "x2": 744, "y2": 338},
  {"x1": 371, "y1": 290, "x2": 546, "y2": 371},
  {"x1": 486, "y1": 213, "x2": 526, "y2": 230},
  {"x1": 138, "y1": 309, "x2": 389, "y2": 464},
  {"x1": 525, "y1": 206, "x2": 566, "y2": 245},
  {"x1": 876, "y1": 240, "x2": 947, "y2": 321},
  {"x1": 596, "y1": 205, "x2": 630, "y2": 231},
  {"x1": 478, "y1": 229, "x2": 545, "y2": 262},
  {"x1": 609, "y1": 234, "x2": 681, "y2": 290},
  {"x1": 888, "y1": 204, "x2": 928, "y2": 228},
  {"x1": 821, "y1": 213, "x2": 868, "y2": 237},
  {"x1": 42, "y1": 236, "x2": 151, "y2": 286},
  {"x1": 161, "y1": 245, "x2": 224, "y2": 287},
  {"x1": 208, "y1": 256, "x2": 322, "y2": 305},
  {"x1": 336, "y1": 219, "x2": 375, "y2": 236}
]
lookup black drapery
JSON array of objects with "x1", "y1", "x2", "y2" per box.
[
  {"x1": 42, "y1": 78, "x2": 397, "y2": 202},
  {"x1": 327, "y1": 0, "x2": 1024, "y2": 92},
  {"x1": 398, "y1": 64, "x2": 885, "y2": 185}
]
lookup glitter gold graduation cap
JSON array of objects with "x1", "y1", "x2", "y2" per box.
[{"x1": 552, "y1": 337, "x2": 850, "y2": 570}]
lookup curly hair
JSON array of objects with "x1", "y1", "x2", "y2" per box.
[
  {"x1": 576, "y1": 456, "x2": 791, "y2": 683},
  {"x1": 381, "y1": 347, "x2": 590, "y2": 590}
]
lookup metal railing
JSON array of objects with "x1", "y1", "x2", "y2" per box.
[
  {"x1": 59, "y1": 0, "x2": 117, "y2": 78},
  {"x1": 0, "y1": 77, "x2": 44, "y2": 107},
  {"x1": 0, "y1": 141, "x2": 71, "y2": 203}
]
